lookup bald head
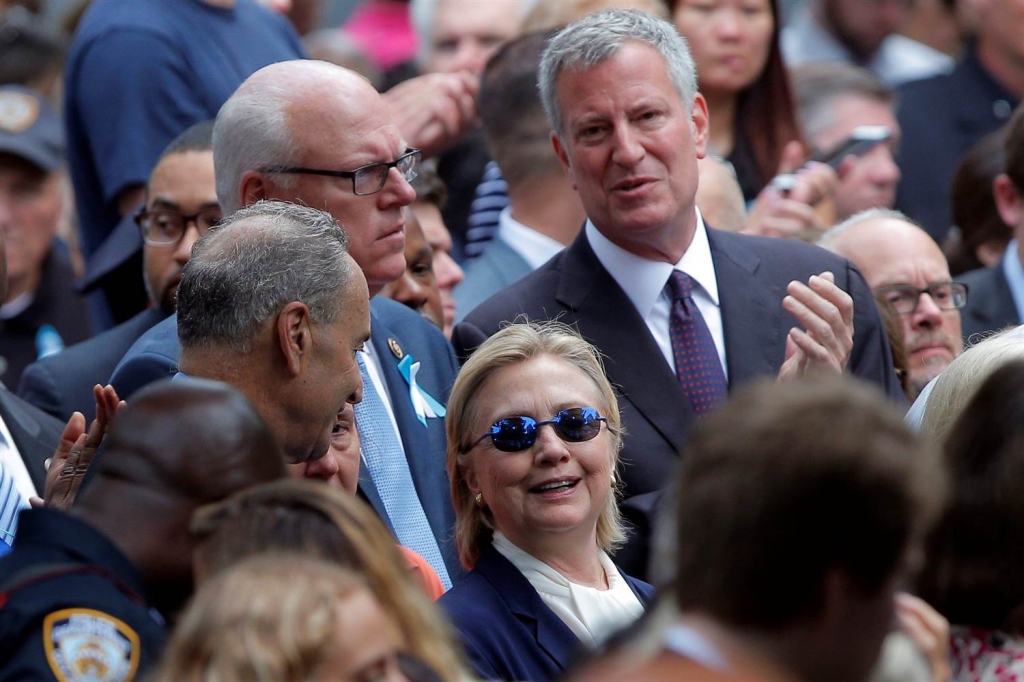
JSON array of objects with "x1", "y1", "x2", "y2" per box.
[
  {"x1": 214, "y1": 60, "x2": 417, "y2": 293},
  {"x1": 73, "y1": 379, "x2": 286, "y2": 616},
  {"x1": 824, "y1": 210, "x2": 963, "y2": 398}
]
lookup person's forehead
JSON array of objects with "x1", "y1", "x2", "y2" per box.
[
  {"x1": 290, "y1": 87, "x2": 403, "y2": 168},
  {"x1": 817, "y1": 96, "x2": 898, "y2": 144},
  {"x1": 150, "y1": 151, "x2": 215, "y2": 188},
  {"x1": 432, "y1": 0, "x2": 521, "y2": 38},
  {"x1": 557, "y1": 42, "x2": 677, "y2": 102},
  {"x1": 850, "y1": 220, "x2": 950, "y2": 284}
]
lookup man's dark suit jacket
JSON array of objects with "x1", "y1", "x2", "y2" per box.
[
  {"x1": 453, "y1": 227, "x2": 903, "y2": 577},
  {"x1": 0, "y1": 385, "x2": 65, "y2": 494},
  {"x1": 17, "y1": 307, "x2": 167, "y2": 422},
  {"x1": 959, "y1": 262, "x2": 1021, "y2": 345},
  {"x1": 896, "y1": 43, "x2": 1019, "y2": 243},
  {"x1": 439, "y1": 545, "x2": 654, "y2": 682},
  {"x1": 106, "y1": 297, "x2": 462, "y2": 579}
]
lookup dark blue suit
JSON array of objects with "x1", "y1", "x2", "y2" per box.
[
  {"x1": 453, "y1": 227, "x2": 903, "y2": 578},
  {"x1": 896, "y1": 44, "x2": 1019, "y2": 243},
  {"x1": 439, "y1": 545, "x2": 654, "y2": 682},
  {"x1": 959, "y1": 261, "x2": 1021, "y2": 345},
  {"x1": 107, "y1": 297, "x2": 461, "y2": 578},
  {"x1": 17, "y1": 307, "x2": 167, "y2": 422}
]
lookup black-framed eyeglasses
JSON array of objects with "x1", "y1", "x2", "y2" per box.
[
  {"x1": 134, "y1": 207, "x2": 222, "y2": 247},
  {"x1": 468, "y1": 407, "x2": 607, "y2": 453},
  {"x1": 259, "y1": 148, "x2": 421, "y2": 196},
  {"x1": 875, "y1": 281, "x2": 968, "y2": 315}
]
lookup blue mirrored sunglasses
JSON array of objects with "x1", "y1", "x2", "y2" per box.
[{"x1": 469, "y1": 407, "x2": 607, "y2": 452}]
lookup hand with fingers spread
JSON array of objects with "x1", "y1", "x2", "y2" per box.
[
  {"x1": 746, "y1": 141, "x2": 838, "y2": 242},
  {"x1": 777, "y1": 271, "x2": 855, "y2": 382},
  {"x1": 31, "y1": 384, "x2": 125, "y2": 511},
  {"x1": 383, "y1": 72, "x2": 479, "y2": 158},
  {"x1": 896, "y1": 593, "x2": 951, "y2": 682}
]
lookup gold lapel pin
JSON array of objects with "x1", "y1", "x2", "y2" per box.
[{"x1": 387, "y1": 338, "x2": 404, "y2": 359}]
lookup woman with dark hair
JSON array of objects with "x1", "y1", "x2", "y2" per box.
[
  {"x1": 671, "y1": 0, "x2": 836, "y2": 240},
  {"x1": 917, "y1": 359, "x2": 1024, "y2": 681},
  {"x1": 670, "y1": 0, "x2": 802, "y2": 200}
]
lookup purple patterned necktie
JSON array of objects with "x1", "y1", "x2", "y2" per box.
[{"x1": 667, "y1": 270, "x2": 728, "y2": 415}]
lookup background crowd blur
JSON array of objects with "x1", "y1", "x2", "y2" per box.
[{"x1": 1, "y1": 0, "x2": 1022, "y2": 680}]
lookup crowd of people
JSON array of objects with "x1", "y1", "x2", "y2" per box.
[{"x1": 0, "y1": 0, "x2": 1022, "y2": 680}]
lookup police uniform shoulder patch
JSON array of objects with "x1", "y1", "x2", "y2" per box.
[{"x1": 42, "y1": 608, "x2": 140, "y2": 682}]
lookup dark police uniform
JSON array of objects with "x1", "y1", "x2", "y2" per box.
[{"x1": 0, "y1": 508, "x2": 166, "y2": 681}]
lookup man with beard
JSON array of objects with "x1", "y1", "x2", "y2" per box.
[
  {"x1": 823, "y1": 209, "x2": 965, "y2": 400},
  {"x1": 18, "y1": 122, "x2": 217, "y2": 422}
]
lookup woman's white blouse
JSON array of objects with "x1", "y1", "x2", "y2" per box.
[{"x1": 492, "y1": 532, "x2": 644, "y2": 646}]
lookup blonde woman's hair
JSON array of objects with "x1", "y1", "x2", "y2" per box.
[
  {"x1": 154, "y1": 555, "x2": 385, "y2": 681},
  {"x1": 188, "y1": 480, "x2": 466, "y2": 681},
  {"x1": 919, "y1": 326, "x2": 1024, "y2": 444},
  {"x1": 447, "y1": 320, "x2": 626, "y2": 569}
]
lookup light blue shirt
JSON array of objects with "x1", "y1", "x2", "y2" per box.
[{"x1": 1001, "y1": 240, "x2": 1024, "y2": 322}]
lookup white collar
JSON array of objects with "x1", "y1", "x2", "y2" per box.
[
  {"x1": 585, "y1": 208, "x2": 720, "y2": 320},
  {"x1": 497, "y1": 207, "x2": 567, "y2": 271}
]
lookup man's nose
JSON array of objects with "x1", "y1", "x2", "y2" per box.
[
  {"x1": 911, "y1": 291, "x2": 944, "y2": 329},
  {"x1": 382, "y1": 166, "x2": 417, "y2": 208},
  {"x1": 611, "y1": 124, "x2": 645, "y2": 167}
]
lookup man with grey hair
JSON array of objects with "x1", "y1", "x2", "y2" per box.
[
  {"x1": 175, "y1": 200, "x2": 368, "y2": 466},
  {"x1": 821, "y1": 208, "x2": 965, "y2": 401},
  {"x1": 111, "y1": 60, "x2": 462, "y2": 589},
  {"x1": 790, "y1": 62, "x2": 902, "y2": 223},
  {"x1": 454, "y1": 9, "x2": 902, "y2": 577}
]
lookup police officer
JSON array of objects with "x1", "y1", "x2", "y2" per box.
[{"x1": 0, "y1": 379, "x2": 286, "y2": 680}]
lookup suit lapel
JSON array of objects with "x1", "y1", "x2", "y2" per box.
[
  {"x1": 708, "y1": 230, "x2": 787, "y2": 387},
  {"x1": 0, "y1": 389, "x2": 49, "y2": 492},
  {"x1": 476, "y1": 546, "x2": 580, "y2": 668},
  {"x1": 553, "y1": 233, "x2": 694, "y2": 451}
]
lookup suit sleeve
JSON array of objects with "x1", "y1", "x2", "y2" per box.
[
  {"x1": 16, "y1": 363, "x2": 64, "y2": 422},
  {"x1": 845, "y1": 261, "x2": 907, "y2": 405}
]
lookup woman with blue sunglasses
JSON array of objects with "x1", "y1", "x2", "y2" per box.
[{"x1": 439, "y1": 322, "x2": 654, "y2": 681}]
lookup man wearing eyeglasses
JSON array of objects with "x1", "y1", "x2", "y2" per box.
[
  {"x1": 823, "y1": 208, "x2": 965, "y2": 400},
  {"x1": 17, "y1": 122, "x2": 218, "y2": 424},
  {"x1": 110, "y1": 61, "x2": 462, "y2": 589}
]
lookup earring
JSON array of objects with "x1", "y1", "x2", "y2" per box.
[
  {"x1": 475, "y1": 493, "x2": 484, "y2": 508},
  {"x1": 610, "y1": 475, "x2": 616, "y2": 488}
]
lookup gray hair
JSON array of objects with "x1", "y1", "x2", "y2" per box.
[
  {"x1": 538, "y1": 8, "x2": 698, "y2": 136},
  {"x1": 213, "y1": 76, "x2": 298, "y2": 213},
  {"x1": 177, "y1": 201, "x2": 354, "y2": 353},
  {"x1": 789, "y1": 61, "x2": 895, "y2": 142},
  {"x1": 819, "y1": 207, "x2": 919, "y2": 249}
]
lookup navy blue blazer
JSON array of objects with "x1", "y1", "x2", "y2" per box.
[
  {"x1": 896, "y1": 44, "x2": 1019, "y2": 243},
  {"x1": 453, "y1": 227, "x2": 903, "y2": 578},
  {"x1": 17, "y1": 307, "x2": 167, "y2": 422},
  {"x1": 439, "y1": 545, "x2": 654, "y2": 682},
  {"x1": 106, "y1": 297, "x2": 462, "y2": 579},
  {"x1": 959, "y1": 261, "x2": 1021, "y2": 345}
]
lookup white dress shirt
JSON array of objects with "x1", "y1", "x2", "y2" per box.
[
  {"x1": 492, "y1": 532, "x2": 644, "y2": 647},
  {"x1": 499, "y1": 208, "x2": 566, "y2": 271},
  {"x1": 586, "y1": 208, "x2": 728, "y2": 378}
]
